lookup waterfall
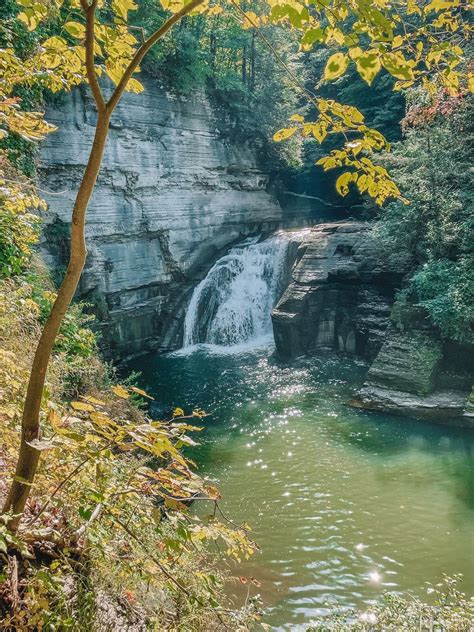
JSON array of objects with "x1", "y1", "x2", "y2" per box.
[{"x1": 182, "y1": 233, "x2": 289, "y2": 351}]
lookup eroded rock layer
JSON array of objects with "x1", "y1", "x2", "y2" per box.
[
  {"x1": 271, "y1": 222, "x2": 402, "y2": 359},
  {"x1": 351, "y1": 321, "x2": 473, "y2": 425},
  {"x1": 40, "y1": 80, "x2": 283, "y2": 357}
]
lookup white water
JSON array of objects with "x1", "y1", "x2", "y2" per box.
[{"x1": 182, "y1": 233, "x2": 289, "y2": 353}]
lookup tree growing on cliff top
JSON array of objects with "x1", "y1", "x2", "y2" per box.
[{"x1": 1, "y1": 0, "x2": 473, "y2": 533}]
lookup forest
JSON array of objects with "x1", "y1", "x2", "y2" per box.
[{"x1": 0, "y1": 0, "x2": 473, "y2": 629}]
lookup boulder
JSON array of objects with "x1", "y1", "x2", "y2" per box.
[
  {"x1": 349, "y1": 386, "x2": 472, "y2": 426},
  {"x1": 362, "y1": 330, "x2": 442, "y2": 396},
  {"x1": 272, "y1": 221, "x2": 402, "y2": 359},
  {"x1": 350, "y1": 317, "x2": 473, "y2": 425}
]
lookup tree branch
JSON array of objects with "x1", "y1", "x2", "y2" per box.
[
  {"x1": 107, "y1": 0, "x2": 206, "y2": 113},
  {"x1": 83, "y1": 0, "x2": 106, "y2": 112}
]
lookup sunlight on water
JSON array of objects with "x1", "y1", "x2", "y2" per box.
[{"x1": 128, "y1": 347, "x2": 474, "y2": 630}]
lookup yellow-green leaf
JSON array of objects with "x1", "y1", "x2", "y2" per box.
[
  {"x1": 468, "y1": 74, "x2": 474, "y2": 93},
  {"x1": 81, "y1": 395, "x2": 105, "y2": 406},
  {"x1": 356, "y1": 53, "x2": 381, "y2": 86},
  {"x1": 71, "y1": 401, "x2": 95, "y2": 412},
  {"x1": 324, "y1": 53, "x2": 349, "y2": 81},
  {"x1": 312, "y1": 121, "x2": 328, "y2": 143},
  {"x1": 382, "y1": 52, "x2": 414, "y2": 81},
  {"x1": 289, "y1": 113, "x2": 304, "y2": 123},
  {"x1": 125, "y1": 78, "x2": 145, "y2": 93},
  {"x1": 64, "y1": 21, "x2": 85, "y2": 39},
  {"x1": 112, "y1": 385, "x2": 130, "y2": 399},
  {"x1": 300, "y1": 27, "x2": 324, "y2": 51},
  {"x1": 130, "y1": 386, "x2": 154, "y2": 400},
  {"x1": 336, "y1": 172, "x2": 355, "y2": 196},
  {"x1": 112, "y1": 0, "x2": 137, "y2": 20},
  {"x1": 273, "y1": 127, "x2": 297, "y2": 142}
]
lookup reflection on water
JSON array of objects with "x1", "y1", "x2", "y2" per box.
[{"x1": 128, "y1": 345, "x2": 474, "y2": 630}]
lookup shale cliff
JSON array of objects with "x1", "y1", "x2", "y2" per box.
[
  {"x1": 39, "y1": 78, "x2": 283, "y2": 358},
  {"x1": 272, "y1": 222, "x2": 473, "y2": 425},
  {"x1": 272, "y1": 222, "x2": 402, "y2": 359}
]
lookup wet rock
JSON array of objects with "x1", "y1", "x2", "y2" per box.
[
  {"x1": 362, "y1": 330, "x2": 443, "y2": 396},
  {"x1": 463, "y1": 386, "x2": 474, "y2": 424},
  {"x1": 350, "y1": 385, "x2": 472, "y2": 426},
  {"x1": 350, "y1": 312, "x2": 473, "y2": 425},
  {"x1": 272, "y1": 222, "x2": 402, "y2": 359}
]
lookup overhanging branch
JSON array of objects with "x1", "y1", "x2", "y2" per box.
[{"x1": 83, "y1": 0, "x2": 106, "y2": 113}]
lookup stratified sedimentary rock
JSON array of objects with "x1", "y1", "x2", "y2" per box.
[
  {"x1": 271, "y1": 221, "x2": 402, "y2": 359},
  {"x1": 350, "y1": 313, "x2": 473, "y2": 425},
  {"x1": 40, "y1": 79, "x2": 283, "y2": 357}
]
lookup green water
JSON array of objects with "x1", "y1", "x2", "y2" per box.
[{"x1": 128, "y1": 345, "x2": 474, "y2": 630}]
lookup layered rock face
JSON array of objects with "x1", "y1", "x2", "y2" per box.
[
  {"x1": 272, "y1": 222, "x2": 402, "y2": 359},
  {"x1": 351, "y1": 311, "x2": 474, "y2": 425},
  {"x1": 39, "y1": 79, "x2": 283, "y2": 357},
  {"x1": 272, "y1": 223, "x2": 473, "y2": 424}
]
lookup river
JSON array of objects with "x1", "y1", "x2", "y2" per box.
[
  {"x1": 128, "y1": 344, "x2": 474, "y2": 630},
  {"x1": 127, "y1": 233, "x2": 474, "y2": 629}
]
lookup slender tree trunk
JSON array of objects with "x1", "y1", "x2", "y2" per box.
[
  {"x1": 242, "y1": 44, "x2": 247, "y2": 85},
  {"x1": 2, "y1": 0, "x2": 205, "y2": 535},
  {"x1": 250, "y1": 31, "x2": 256, "y2": 92},
  {"x1": 2, "y1": 110, "x2": 110, "y2": 531}
]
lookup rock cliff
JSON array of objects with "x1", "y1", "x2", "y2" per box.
[
  {"x1": 351, "y1": 316, "x2": 473, "y2": 425},
  {"x1": 271, "y1": 222, "x2": 402, "y2": 359},
  {"x1": 272, "y1": 223, "x2": 473, "y2": 425},
  {"x1": 39, "y1": 78, "x2": 283, "y2": 358}
]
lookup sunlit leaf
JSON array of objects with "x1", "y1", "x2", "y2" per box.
[
  {"x1": 273, "y1": 127, "x2": 297, "y2": 142},
  {"x1": 111, "y1": 385, "x2": 130, "y2": 399},
  {"x1": 71, "y1": 401, "x2": 95, "y2": 412},
  {"x1": 324, "y1": 52, "x2": 349, "y2": 81}
]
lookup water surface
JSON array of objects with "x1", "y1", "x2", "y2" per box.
[{"x1": 128, "y1": 345, "x2": 474, "y2": 630}]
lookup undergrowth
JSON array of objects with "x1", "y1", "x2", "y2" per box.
[{"x1": 0, "y1": 268, "x2": 261, "y2": 630}]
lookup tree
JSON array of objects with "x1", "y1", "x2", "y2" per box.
[
  {"x1": 373, "y1": 91, "x2": 473, "y2": 343},
  {"x1": 1, "y1": 0, "x2": 472, "y2": 533},
  {"x1": 1, "y1": 0, "x2": 210, "y2": 532}
]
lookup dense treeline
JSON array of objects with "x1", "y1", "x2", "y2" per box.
[{"x1": 374, "y1": 92, "x2": 473, "y2": 345}]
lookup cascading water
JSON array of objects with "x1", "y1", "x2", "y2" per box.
[{"x1": 183, "y1": 233, "x2": 289, "y2": 350}]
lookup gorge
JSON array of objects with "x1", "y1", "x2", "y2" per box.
[
  {"x1": 40, "y1": 89, "x2": 474, "y2": 424},
  {"x1": 39, "y1": 85, "x2": 474, "y2": 625},
  {"x1": 2, "y1": 1, "x2": 474, "y2": 628},
  {"x1": 39, "y1": 78, "x2": 287, "y2": 358}
]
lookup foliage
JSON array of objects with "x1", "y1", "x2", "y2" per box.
[
  {"x1": 307, "y1": 575, "x2": 474, "y2": 631},
  {"x1": 249, "y1": 0, "x2": 473, "y2": 205},
  {"x1": 33, "y1": 287, "x2": 97, "y2": 359},
  {"x1": 5, "y1": 0, "x2": 472, "y2": 209},
  {"x1": 1, "y1": 0, "x2": 473, "y2": 626},
  {"x1": 0, "y1": 274, "x2": 258, "y2": 629},
  {"x1": 122, "y1": 0, "x2": 304, "y2": 171},
  {"x1": 0, "y1": 7, "x2": 55, "y2": 279},
  {"x1": 409, "y1": 258, "x2": 473, "y2": 345},
  {"x1": 373, "y1": 93, "x2": 473, "y2": 343},
  {"x1": 0, "y1": 156, "x2": 44, "y2": 278}
]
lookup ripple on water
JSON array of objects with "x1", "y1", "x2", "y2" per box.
[{"x1": 127, "y1": 348, "x2": 474, "y2": 630}]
